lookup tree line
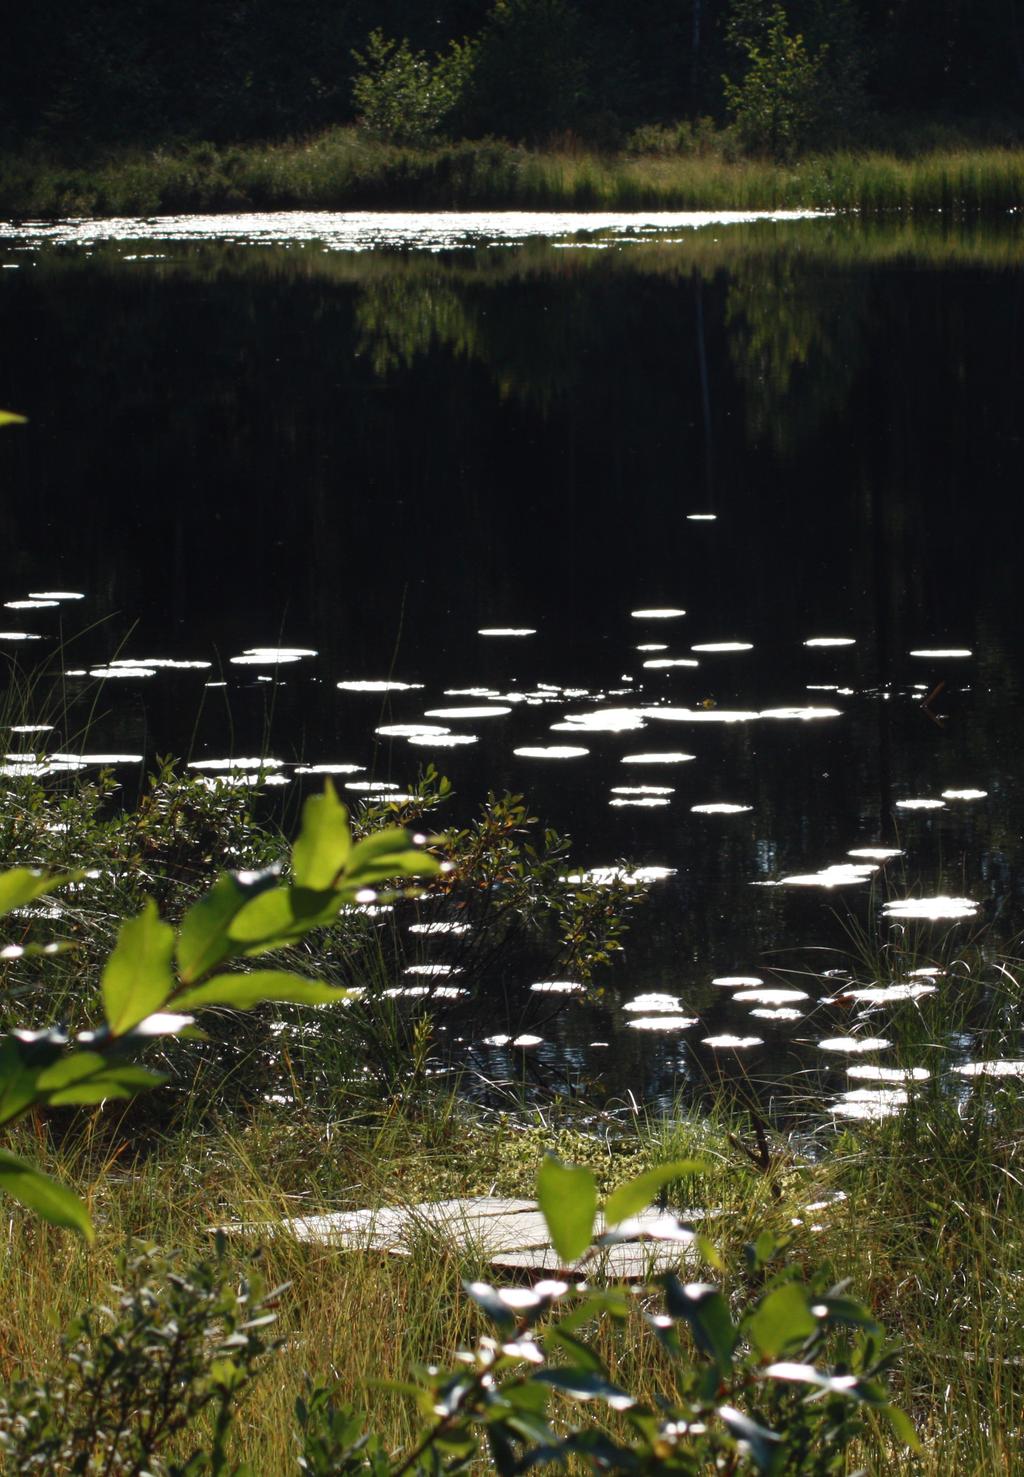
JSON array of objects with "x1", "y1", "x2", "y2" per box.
[{"x1": 3, "y1": 0, "x2": 1023, "y2": 156}]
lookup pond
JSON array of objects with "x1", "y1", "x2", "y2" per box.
[{"x1": 1, "y1": 208, "x2": 1022, "y2": 1121}]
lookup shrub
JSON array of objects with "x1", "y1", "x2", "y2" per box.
[
  {"x1": 351, "y1": 30, "x2": 476, "y2": 147},
  {"x1": 723, "y1": 4, "x2": 826, "y2": 160}
]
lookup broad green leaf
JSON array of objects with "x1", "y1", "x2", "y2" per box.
[
  {"x1": 0, "y1": 410, "x2": 27, "y2": 428},
  {"x1": 177, "y1": 871, "x2": 265, "y2": 982},
  {"x1": 292, "y1": 782, "x2": 352, "y2": 890},
  {"x1": 815, "y1": 1294, "x2": 880, "y2": 1332},
  {"x1": 35, "y1": 1052, "x2": 165, "y2": 1105},
  {"x1": 663, "y1": 1277, "x2": 736, "y2": 1373},
  {"x1": 603, "y1": 1159, "x2": 707, "y2": 1227},
  {"x1": 536, "y1": 1157, "x2": 597, "y2": 1264},
  {"x1": 0, "y1": 868, "x2": 75, "y2": 919},
  {"x1": 173, "y1": 970, "x2": 352, "y2": 1012},
  {"x1": 718, "y1": 1406, "x2": 782, "y2": 1473},
  {"x1": 0, "y1": 1038, "x2": 41, "y2": 1126},
  {"x1": 0, "y1": 1148, "x2": 93, "y2": 1240},
  {"x1": 534, "y1": 1370, "x2": 634, "y2": 1410},
  {"x1": 882, "y1": 1402, "x2": 921, "y2": 1450},
  {"x1": 346, "y1": 830, "x2": 440, "y2": 889},
  {"x1": 228, "y1": 886, "x2": 343, "y2": 948},
  {"x1": 745, "y1": 1282, "x2": 816, "y2": 1360},
  {"x1": 101, "y1": 900, "x2": 176, "y2": 1034}
]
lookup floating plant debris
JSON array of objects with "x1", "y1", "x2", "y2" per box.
[
  {"x1": 882, "y1": 896, "x2": 978, "y2": 920},
  {"x1": 690, "y1": 642, "x2": 752, "y2": 653},
  {"x1": 818, "y1": 1036, "x2": 892, "y2": 1053},
  {"x1": 636, "y1": 644, "x2": 668, "y2": 652},
  {"x1": 621, "y1": 751, "x2": 695, "y2": 764},
  {"x1": 624, "y1": 993, "x2": 683, "y2": 1012},
  {"x1": 631, "y1": 608, "x2": 686, "y2": 619},
  {"x1": 691, "y1": 802, "x2": 752, "y2": 814},
  {"x1": 188, "y1": 757, "x2": 284, "y2": 770},
  {"x1": 842, "y1": 983, "x2": 937, "y2": 1003},
  {"x1": 702, "y1": 1034, "x2": 763, "y2": 1049},
  {"x1": 337, "y1": 679, "x2": 424, "y2": 691},
  {"x1": 294, "y1": 763, "x2": 364, "y2": 774},
  {"x1": 686, "y1": 513, "x2": 716, "y2": 520},
  {"x1": 425, "y1": 706, "x2": 512, "y2": 719},
  {"x1": 629, "y1": 1015, "x2": 698, "y2": 1031},
  {"x1": 942, "y1": 788, "x2": 988, "y2": 801},
  {"x1": 956, "y1": 1061, "x2": 1024, "y2": 1078},
  {"x1": 110, "y1": 657, "x2": 211, "y2": 669},
  {"x1": 553, "y1": 707, "x2": 647, "y2": 732},
  {"x1": 847, "y1": 1065, "x2": 930, "y2": 1083},
  {"x1": 711, "y1": 975, "x2": 763, "y2": 987},
  {"x1": 804, "y1": 637, "x2": 856, "y2": 647},
  {"x1": 564, "y1": 865, "x2": 676, "y2": 885},
  {"x1": 514, "y1": 745, "x2": 589, "y2": 758},
  {"x1": 759, "y1": 706, "x2": 842, "y2": 721},
  {"x1": 5, "y1": 599, "x2": 58, "y2": 609},
  {"x1": 376, "y1": 724, "x2": 450, "y2": 738},
  {"x1": 609, "y1": 796, "x2": 670, "y2": 807},
  {"x1": 408, "y1": 734, "x2": 478, "y2": 747},
  {"x1": 642, "y1": 707, "x2": 759, "y2": 724},
  {"x1": 833, "y1": 1089, "x2": 907, "y2": 1120},
  {"x1": 643, "y1": 658, "x2": 700, "y2": 669},
  {"x1": 895, "y1": 798, "x2": 945, "y2": 810},
  {"x1": 909, "y1": 648, "x2": 972, "y2": 658},
  {"x1": 771, "y1": 863, "x2": 877, "y2": 888},
  {"x1": 733, "y1": 988, "x2": 809, "y2": 1005},
  {"x1": 28, "y1": 591, "x2": 84, "y2": 600},
  {"x1": 750, "y1": 1007, "x2": 804, "y2": 1021},
  {"x1": 89, "y1": 665, "x2": 155, "y2": 678},
  {"x1": 848, "y1": 847, "x2": 903, "y2": 860},
  {"x1": 611, "y1": 785, "x2": 674, "y2": 796},
  {"x1": 0, "y1": 632, "x2": 42, "y2": 641},
  {"x1": 231, "y1": 647, "x2": 316, "y2": 665}
]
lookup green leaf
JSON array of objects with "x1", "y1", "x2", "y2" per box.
[
  {"x1": 100, "y1": 900, "x2": 176, "y2": 1034},
  {"x1": 0, "y1": 410, "x2": 27, "y2": 428},
  {"x1": 663, "y1": 1277, "x2": 736, "y2": 1373},
  {"x1": 603, "y1": 1159, "x2": 706, "y2": 1227},
  {"x1": 227, "y1": 886, "x2": 344, "y2": 949},
  {"x1": 292, "y1": 782, "x2": 353, "y2": 890},
  {"x1": 745, "y1": 1282, "x2": 817, "y2": 1360},
  {"x1": 346, "y1": 829, "x2": 440, "y2": 890},
  {"x1": 882, "y1": 1402, "x2": 921, "y2": 1450},
  {"x1": 536, "y1": 1157, "x2": 597, "y2": 1263},
  {"x1": 544, "y1": 1326, "x2": 605, "y2": 1373},
  {"x1": 35, "y1": 1052, "x2": 165, "y2": 1106},
  {"x1": 173, "y1": 970, "x2": 352, "y2": 1012},
  {"x1": 718, "y1": 1405, "x2": 782, "y2": 1473},
  {"x1": 0, "y1": 1148, "x2": 93, "y2": 1240},
  {"x1": 177, "y1": 871, "x2": 270, "y2": 983},
  {"x1": 534, "y1": 1370, "x2": 634, "y2": 1411},
  {"x1": 0, "y1": 868, "x2": 75, "y2": 919}
]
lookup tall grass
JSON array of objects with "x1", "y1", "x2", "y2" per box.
[{"x1": 2, "y1": 132, "x2": 1023, "y2": 217}]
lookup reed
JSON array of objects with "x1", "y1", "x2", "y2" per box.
[{"x1": 3, "y1": 133, "x2": 1024, "y2": 218}]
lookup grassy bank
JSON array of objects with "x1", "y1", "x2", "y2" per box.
[
  {"x1": 3, "y1": 1075, "x2": 1023, "y2": 1473},
  {"x1": 3, "y1": 130, "x2": 1024, "y2": 218},
  {"x1": 1, "y1": 764, "x2": 1023, "y2": 1469}
]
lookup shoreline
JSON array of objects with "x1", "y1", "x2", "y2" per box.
[{"x1": 2, "y1": 131, "x2": 1024, "y2": 220}]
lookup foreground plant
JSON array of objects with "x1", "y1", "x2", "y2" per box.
[
  {"x1": 0, "y1": 781, "x2": 438, "y2": 1238},
  {"x1": 306, "y1": 1156, "x2": 917, "y2": 1474}
]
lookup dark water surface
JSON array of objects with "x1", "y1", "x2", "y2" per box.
[{"x1": 1, "y1": 210, "x2": 1022, "y2": 1115}]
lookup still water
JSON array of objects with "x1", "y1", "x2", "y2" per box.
[{"x1": 1, "y1": 209, "x2": 1022, "y2": 1118}]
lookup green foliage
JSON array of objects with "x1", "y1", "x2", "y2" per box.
[
  {"x1": 311, "y1": 1155, "x2": 916, "y2": 1473},
  {"x1": 468, "y1": 0, "x2": 590, "y2": 143},
  {"x1": 351, "y1": 30, "x2": 476, "y2": 146},
  {"x1": 0, "y1": 782, "x2": 437, "y2": 1238},
  {"x1": 724, "y1": 4, "x2": 826, "y2": 160},
  {"x1": 0, "y1": 1244, "x2": 280, "y2": 1474}
]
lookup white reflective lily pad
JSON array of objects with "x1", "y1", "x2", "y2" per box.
[{"x1": 883, "y1": 896, "x2": 978, "y2": 920}]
